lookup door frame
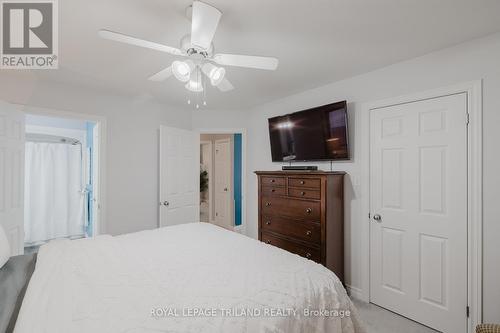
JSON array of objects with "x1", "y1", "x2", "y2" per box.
[
  {"x1": 12, "y1": 103, "x2": 107, "y2": 236},
  {"x1": 359, "y1": 80, "x2": 482, "y2": 332},
  {"x1": 197, "y1": 128, "x2": 247, "y2": 234},
  {"x1": 200, "y1": 140, "x2": 214, "y2": 223}
]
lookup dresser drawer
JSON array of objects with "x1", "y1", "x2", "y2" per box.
[
  {"x1": 261, "y1": 186, "x2": 286, "y2": 197},
  {"x1": 261, "y1": 232, "x2": 321, "y2": 262},
  {"x1": 288, "y1": 177, "x2": 321, "y2": 189},
  {"x1": 261, "y1": 196, "x2": 321, "y2": 220},
  {"x1": 288, "y1": 188, "x2": 321, "y2": 200},
  {"x1": 261, "y1": 176, "x2": 286, "y2": 187},
  {"x1": 261, "y1": 215, "x2": 321, "y2": 244}
]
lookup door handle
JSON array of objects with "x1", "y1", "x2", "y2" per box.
[
  {"x1": 224, "y1": 188, "x2": 228, "y2": 192},
  {"x1": 160, "y1": 201, "x2": 169, "y2": 207},
  {"x1": 373, "y1": 214, "x2": 382, "y2": 222}
]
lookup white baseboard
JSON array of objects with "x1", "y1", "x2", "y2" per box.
[{"x1": 346, "y1": 284, "x2": 364, "y2": 301}]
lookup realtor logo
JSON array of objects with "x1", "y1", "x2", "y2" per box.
[{"x1": 1, "y1": 0, "x2": 58, "y2": 69}]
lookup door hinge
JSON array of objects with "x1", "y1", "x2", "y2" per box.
[
  {"x1": 466, "y1": 113, "x2": 470, "y2": 125},
  {"x1": 466, "y1": 306, "x2": 470, "y2": 318}
]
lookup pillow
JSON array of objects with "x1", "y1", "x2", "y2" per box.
[{"x1": 0, "y1": 224, "x2": 11, "y2": 268}]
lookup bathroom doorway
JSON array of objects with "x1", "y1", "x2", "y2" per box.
[{"x1": 24, "y1": 114, "x2": 100, "y2": 252}]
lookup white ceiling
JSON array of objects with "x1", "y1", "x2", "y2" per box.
[{"x1": 4, "y1": 0, "x2": 500, "y2": 110}]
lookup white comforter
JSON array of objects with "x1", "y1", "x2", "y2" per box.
[{"x1": 15, "y1": 223, "x2": 365, "y2": 333}]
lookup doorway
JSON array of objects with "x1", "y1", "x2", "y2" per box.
[
  {"x1": 360, "y1": 81, "x2": 483, "y2": 333},
  {"x1": 0, "y1": 102, "x2": 105, "y2": 256},
  {"x1": 23, "y1": 114, "x2": 100, "y2": 252},
  {"x1": 199, "y1": 133, "x2": 243, "y2": 231},
  {"x1": 369, "y1": 94, "x2": 467, "y2": 332}
]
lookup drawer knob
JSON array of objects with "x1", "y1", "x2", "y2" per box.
[
  {"x1": 306, "y1": 208, "x2": 312, "y2": 214},
  {"x1": 305, "y1": 252, "x2": 312, "y2": 259},
  {"x1": 300, "y1": 180, "x2": 305, "y2": 185},
  {"x1": 266, "y1": 240, "x2": 271, "y2": 244},
  {"x1": 306, "y1": 230, "x2": 312, "y2": 236},
  {"x1": 265, "y1": 202, "x2": 271, "y2": 207},
  {"x1": 300, "y1": 191, "x2": 306, "y2": 196},
  {"x1": 270, "y1": 179, "x2": 275, "y2": 183},
  {"x1": 266, "y1": 220, "x2": 271, "y2": 225},
  {"x1": 271, "y1": 189, "x2": 276, "y2": 193}
]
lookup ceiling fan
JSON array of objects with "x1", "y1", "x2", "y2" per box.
[{"x1": 98, "y1": 1, "x2": 279, "y2": 99}]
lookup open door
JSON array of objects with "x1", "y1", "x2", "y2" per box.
[
  {"x1": 0, "y1": 102, "x2": 25, "y2": 255},
  {"x1": 214, "y1": 138, "x2": 232, "y2": 228},
  {"x1": 159, "y1": 125, "x2": 199, "y2": 227}
]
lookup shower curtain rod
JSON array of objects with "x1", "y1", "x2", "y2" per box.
[{"x1": 26, "y1": 133, "x2": 82, "y2": 145}]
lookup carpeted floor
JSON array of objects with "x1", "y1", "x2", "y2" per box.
[{"x1": 351, "y1": 298, "x2": 439, "y2": 333}]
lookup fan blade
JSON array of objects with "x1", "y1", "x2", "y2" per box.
[
  {"x1": 148, "y1": 66, "x2": 173, "y2": 82},
  {"x1": 212, "y1": 54, "x2": 278, "y2": 70},
  {"x1": 98, "y1": 30, "x2": 183, "y2": 56},
  {"x1": 191, "y1": 1, "x2": 221, "y2": 50},
  {"x1": 217, "y1": 78, "x2": 234, "y2": 92}
]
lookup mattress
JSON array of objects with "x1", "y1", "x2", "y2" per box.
[{"x1": 14, "y1": 223, "x2": 365, "y2": 333}]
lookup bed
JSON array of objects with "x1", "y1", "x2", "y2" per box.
[{"x1": 10, "y1": 223, "x2": 364, "y2": 333}]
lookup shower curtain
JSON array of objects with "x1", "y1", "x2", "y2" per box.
[{"x1": 24, "y1": 142, "x2": 85, "y2": 245}]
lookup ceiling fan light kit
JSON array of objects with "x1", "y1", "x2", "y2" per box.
[{"x1": 99, "y1": 0, "x2": 279, "y2": 108}]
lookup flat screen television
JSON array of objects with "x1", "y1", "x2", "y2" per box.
[{"x1": 268, "y1": 101, "x2": 349, "y2": 162}]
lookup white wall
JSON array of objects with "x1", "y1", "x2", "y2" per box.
[
  {"x1": 0, "y1": 74, "x2": 192, "y2": 236},
  {"x1": 193, "y1": 32, "x2": 500, "y2": 322}
]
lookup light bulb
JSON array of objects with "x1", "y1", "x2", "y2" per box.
[
  {"x1": 185, "y1": 79, "x2": 203, "y2": 92},
  {"x1": 187, "y1": 99, "x2": 191, "y2": 105},
  {"x1": 196, "y1": 104, "x2": 200, "y2": 109},
  {"x1": 210, "y1": 67, "x2": 225, "y2": 86},
  {"x1": 178, "y1": 64, "x2": 189, "y2": 76},
  {"x1": 211, "y1": 69, "x2": 221, "y2": 81},
  {"x1": 172, "y1": 60, "x2": 192, "y2": 82},
  {"x1": 203, "y1": 101, "x2": 207, "y2": 106},
  {"x1": 202, "y1": 63, "x2": 225, "y2": 86}
]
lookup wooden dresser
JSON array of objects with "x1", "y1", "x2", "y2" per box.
[{"x1": 255, "y1": 171, "x2": 345, "y2": 282}]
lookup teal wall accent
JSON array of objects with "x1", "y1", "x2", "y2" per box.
[{"x1": 234, "y1": 134, "x2": 242, "y2": 226}]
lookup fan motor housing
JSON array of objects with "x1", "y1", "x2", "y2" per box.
[{"x1": 180, "y1": 34, "x2": 214, "y2": 58}]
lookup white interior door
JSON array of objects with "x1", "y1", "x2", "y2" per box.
[
  {"x1": 214, "y1": 139, "x2": 232, "y2": 228},
  {"x1": 0, "y1": 102, "x2": 25, "y2": 255},
  {"x1": 369, "y1": 93, "x2": 468, "y2": 332},
  {"x1": 159, "y1": 125, "x2": 199, "y2": 227}
]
